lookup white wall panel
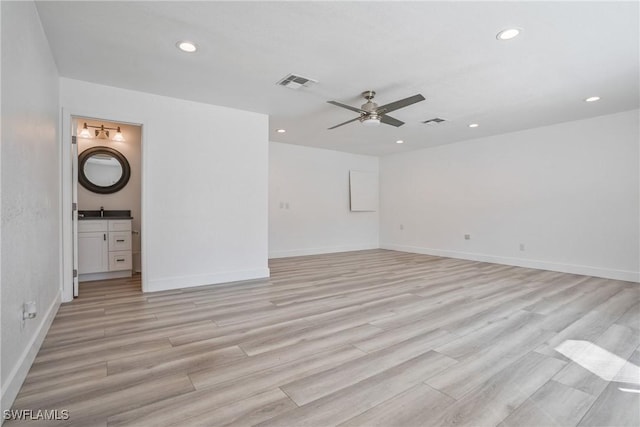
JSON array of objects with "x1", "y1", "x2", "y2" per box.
[
  {"x1": 269, "y1": 142, "x2": 379, "y2": 258},
  {"x1": 380, "y1": 110, "x2": 640, "y2": 281}
]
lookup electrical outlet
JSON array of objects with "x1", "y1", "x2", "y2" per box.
[
  {"x1": 399, "y1": 224, "x2": 404, "y2": 230},
  {"x1": 21, "y1": 301, "x2": 37, "y2": 329},
  {"x1": 23, "y1": 301, "x2": 37, "y2": 320},
  {"x1": 464, "y1": 234, "x2": 470, "y2": 240},
  {"x1": 519, "y1": 243, "x2": 525, "y2": 251}
]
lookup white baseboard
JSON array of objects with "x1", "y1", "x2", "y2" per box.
[
  {"x1": 79, "y1": 270, "x2": 132, "y2": 282},
  {"x1": 1, "y1": 290, "x2": 61, "y2": 416},
  {"x1": 381, "y1": 244, "x2": 640, "y2": 283},
  {"x1": 269, "y1": 243, "x2": 380, "y2": 259},
  {"x1": 145, "y1": 268, "x2": 271, "y2": 292}
]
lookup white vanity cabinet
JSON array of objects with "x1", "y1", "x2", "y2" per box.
[{"x1": 78, "y1": 219, "x2": 132, "y2": 281}]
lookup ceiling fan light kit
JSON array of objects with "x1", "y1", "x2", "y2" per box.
[
  {"x1": 361, "y1": 116, "x2": 381, "y2": 126},
  {"x1": 327, "y1": 90, "x2": 425, "y2": 130}
]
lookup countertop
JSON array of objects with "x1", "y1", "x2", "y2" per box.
[{"x1": 78, "y1": 209, "x2": 132, "y2": 220}]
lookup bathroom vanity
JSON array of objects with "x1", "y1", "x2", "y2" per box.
[{"x1": 78, "y1": 210, "x2": 133, "y2": 282}]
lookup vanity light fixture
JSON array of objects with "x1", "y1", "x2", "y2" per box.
[
  {"x1": 585, "y1": 96, "x2": 601, "y2": 102},
  {"x1": 177, "y1": 41, "x2": 197, "y2": 53},
  {"x1": 80, "y1": 123, "x2": 126, "y2": 142},
  {"x1": 396, "y1": 140, "x2": 404, "y2": 144},
  {"x1": 276, "y1": 129, "x2": 286, "y2": 133},
  {"x1": 468, "y1": 123, "x2": 479, "y2": 128}
]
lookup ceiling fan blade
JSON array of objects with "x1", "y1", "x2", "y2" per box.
[
  {"x1": 327, "y1": 100, "x2": 364, "y2": 113},
  {"x1": 377, "y1": 94, "x2": 425, "y2": 114},
  {"x1": 380, "y1": 115, "x2": 405, "y2": 127},
  {"x1": 328, "y1": 117, "x2": 360, "y2": 130}
]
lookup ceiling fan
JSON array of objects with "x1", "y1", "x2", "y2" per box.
[{"x1": 327, "y1": 90, "x2": 425, "y2": 129}]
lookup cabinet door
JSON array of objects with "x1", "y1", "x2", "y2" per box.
[{"x1": 78, "y1": 232, "x2": 108, "y2": 274}]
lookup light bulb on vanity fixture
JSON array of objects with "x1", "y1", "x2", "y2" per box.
[
  {"x1": 79, "y1": 123, "x2": 92, "y2": 138},
  {"x1": 112, "y1": 127, "x2": 125, "y2": 142},
  {"x1": 96, "y1": 125, "x2": 109, "y2": 139}
]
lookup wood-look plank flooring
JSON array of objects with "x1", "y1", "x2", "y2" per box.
[{"x1": 7, "y1": 249, "x2": 640, "y2": 426}]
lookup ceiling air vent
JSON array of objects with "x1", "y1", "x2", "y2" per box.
[
  {"x1": 422, "y1": 117, "x2": 446, "y2": 125},
  {"x1": 276, "y1": 73, "x2": 318, "y2": 90}
]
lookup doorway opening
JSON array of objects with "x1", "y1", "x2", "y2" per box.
[{"x1": 72, "y1": 117, "x2": 142, "y2": 297}]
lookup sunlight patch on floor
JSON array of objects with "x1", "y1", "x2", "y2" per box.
[
  {"x1": 554, "y1": 340, "x2": 640, "y2": 384},
  {"x1": 618, "y1": 387, "x2": 640, "y2": 394}
]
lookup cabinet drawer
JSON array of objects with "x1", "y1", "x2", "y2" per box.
[
  {"x1": 109, "y1": 220, "x2": 132, "y2": 232},
  {"x1": 109, "y1": 231, "x2": 132, "y2": 251},
  {"x1": 78, "y1": 220, "x2": 108, "y2": 232},
  {"x1": 109, "y1": 251, "x2": 132, "y2": 271}
]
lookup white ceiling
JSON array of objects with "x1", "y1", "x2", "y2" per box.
[{"x1": 36, "y1": 1, "x2": 639, "y2": 156}]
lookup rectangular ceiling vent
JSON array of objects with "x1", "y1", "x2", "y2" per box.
[
  {"x1": 276, "y1": 73, "x2": 318, "y2": 90},
  {"x1": 422, "y1": 117, "x2": 446, "y2": 125}
]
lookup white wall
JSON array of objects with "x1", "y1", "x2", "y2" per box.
[
  {"x1": 60, "y1": 78, "x2": 269, "y2": 295},
  {"x1": 77, "y1": 120, "x2": 142, "y2": 271},
  {"x1": 1, "y1": 1, "x2": 61, "y2": 414},
  {"x1": 269, "y1": 142, "x2": 379, "y2": 258},
  {"x1": 380, "y1": 109, "x2": 640, "y2": 282}
]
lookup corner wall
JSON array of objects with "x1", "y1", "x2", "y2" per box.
[
  {"x1": 60, "y1": 78, "x2": 269, "y2": 295},
  {"x1": 1, "y1": 1, "x2": 61, "y2": 414},
  {"x1": 380, "y1": 110, "x2": 640, "y2": 282},
  {"x1": 269, "y1": 142, "x2": 379, "y2": 258}
]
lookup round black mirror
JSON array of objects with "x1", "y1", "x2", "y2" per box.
[{"x1": 78, "y1": 146, "x2": 130, "y2": 194}]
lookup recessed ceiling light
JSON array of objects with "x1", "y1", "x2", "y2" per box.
[
  {"x1": 276, "y1": 129, "x2": 286, "y2": 133},
  {"x1": 396, "y1": 140, "x2": 404, "y2": 144},
  {"x1": 176, "y1": 41, "x2": 197, "y2": 53},
  {"x1": 585, "y1": 96, "x2": 601, "y2": 102},
  {"x1": 469, "y1": 123, "x2": 479, "y2": 128},
  {"x1": 496, "y1": 28, "x2": 521, "y2": 41}
]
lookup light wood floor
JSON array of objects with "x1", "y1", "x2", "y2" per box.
[{"x1": 8, "y1": 250, "x2": 640, "y2": 426}]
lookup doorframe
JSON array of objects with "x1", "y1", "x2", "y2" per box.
[{"x1": 60, "y1": 108, "x2": 148, "y2": 302}]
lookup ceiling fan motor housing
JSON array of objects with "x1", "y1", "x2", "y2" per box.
[
  {"x1": 361, "y1": 90, "x2": 378, "y2": 114},
  {"x1": 361, "y1": 101, "x2": 378, "y2": 112}
]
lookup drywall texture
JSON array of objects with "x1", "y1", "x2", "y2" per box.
[
  {"x1": 77, "y1": 120, "x2": 142, "y2": 271},
  {"x1": 1, "y1": 0, "x2": 61, "y2": 413},
  {"x1": 269, "y1": 142, "x2": 379, "y2": 257},
  {"x1": 380, "y1": 110, "x2": 640, "y2": 282},
  {"x1": 60, "y1": 78, "x2": 269, "y2": 295}
]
